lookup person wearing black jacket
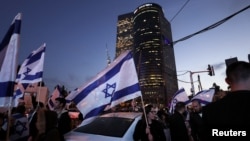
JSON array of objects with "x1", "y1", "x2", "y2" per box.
[
  {"x1": 133, "y1": 104, "x2": 166, "y2": 141},
  {"x1": 189, "y1": 100, "x2": 204, "y2": 141},
  {"x1": 202, "y1": 61, "x2": 250, "y2": 141},
  {"x1": 54, "y1": 97, "x2": 71, "y2": 136},
  {"x1": 169, "y1": 102, "x2": 189, "y2": 141}
]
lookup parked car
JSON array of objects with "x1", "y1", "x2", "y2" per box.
[{"x1": 64, "y1": 112, "x2": 142, "y2": 141}]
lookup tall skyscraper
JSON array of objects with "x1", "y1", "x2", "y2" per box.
[{"x1": 115, "y1": 3, "x2": 178, "y2": 106}]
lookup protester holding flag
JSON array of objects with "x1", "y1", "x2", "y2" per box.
[{"x1": 133, "y1": 104, "x2": 166, "y2": 141}]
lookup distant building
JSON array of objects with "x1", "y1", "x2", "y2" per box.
[
  {"x1": 115, "y1": 3, "x2": 178, "y2": 106},
  {"x1": 115, "y1": 12, "x2": 134, "y2": 58}
]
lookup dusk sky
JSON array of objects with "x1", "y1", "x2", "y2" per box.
[{"x1": 1, "y1": 0, "x2": 250, "y2": 95}]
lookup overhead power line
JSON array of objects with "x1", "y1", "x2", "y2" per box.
[
  {"x1": 172, "y1": 5, "x2": 250, "y2": 45},
  {"x1": 177, "y1": 71, "x2": 190, "y2": 76},
  {"x1": 170, "y1": 0, "x2": 191, "y2": 22},
  {"x1": 178, "y1": 79, "x2": 198, "y2": 84}
]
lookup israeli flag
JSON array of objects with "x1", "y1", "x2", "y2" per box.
[
  {"x1": 169, "y1": 87, "x2": 190, "y2": 114},
  {"x1": 191, "y1": 88, "x2": 215, "y2": 106},
  {"x1": 65, "y1": 88, "x2": 79, "y2": 109},
  {"x1": 12, "y1": 83, "x2": 29, "y2": 107},
  {"x1": 13, "y1": 43, "x2": 46, "y2": 106},
  {"x1": 47, "y1": 85, "x2": 61, "y2": 110},
  {"x1": 16, "y1": 43, "x2": 46, "y2": 83},
  {"x1": 0, "y1": 13, "x2": 22, "y2": 107},
  {"x1": 67, "y1": 51, "x2": 142, "y2": 119},
  {"x1": 10, "y1": 113, "x2": 29, "y2": 141}
]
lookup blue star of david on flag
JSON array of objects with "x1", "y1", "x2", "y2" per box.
[
  {"x1": 173, "y1": 98, "x2": 178, "y2": 104},
  {"x1": 23, "y1": 67, "x2": 31, "y2": 75},
  {"x1": 102, "y1": 83, "x2": 116, "y2": 98},
  {"x1": 14, "y1": 120, "x2": 27, "y2": 136}
]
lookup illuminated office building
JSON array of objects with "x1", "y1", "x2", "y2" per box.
[
  {"x1": 115, "y1": 12, "x2": 134, "y2": 58},
  {"x1": 115, "y1": 3, "x2": 178, "y2": 106}
]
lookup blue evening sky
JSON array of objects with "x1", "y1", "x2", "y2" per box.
[{"x1": 1, "y1": 0, "x2": 250, "y2": 95}]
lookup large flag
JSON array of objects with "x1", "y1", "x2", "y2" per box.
[
  {"x1": 13, "y1": 43, "x2": 46, "y2": 106},
  {"x1": 65, "y1": 88, "x2": 78, "y2": 109},
  {"x1": 0, "y1": 13, "x2": 22, "y2": 107},
  {"x1": 67, "y1": 50, "x2": 141, "y2": 119},
  {"x1": 191, "y1": 88, "x2": 215, "y2": 106},
  {"x1": 169, "y1": 87, "x2": 190, "y2": 114}
]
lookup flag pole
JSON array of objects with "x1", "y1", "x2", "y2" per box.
[
  {"x1": 6, "y1": 84, "x2": 16, "y2": 141},
  {"x1": 36, "y1": 43, "x2": 46, "y2": 109},
  {"x1": 36, "y1": 82, "x2": 42, "y2": 108},
  {"x1": 140, "y1": 96, "x2": 149, "y2": 127},
  {"x1": 28, "y1": 82, "x2": 42, "y2": 124},
  {"x1": 136, "y1": 48, "x2": 149, "y2": 127},
  {"x1": 6, "y1": 97, "x2": 13, "y2": 141}
]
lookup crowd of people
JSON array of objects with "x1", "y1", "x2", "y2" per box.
[
  {"x1": 132, "y1": 61, "x2": 250, "y2": 141},
  {"x1": 0, "y1": 61, "x2": 249, "y2": 141},
  {"x1": 0, "y1": 97, "x2": 75, "y2": 141}
]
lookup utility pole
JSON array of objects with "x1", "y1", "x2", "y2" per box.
[
  {"x1": 190, "y1": 71, "x2": 195, "y2": 96},
  {"x1": 198, "y1": 75, "x2": 202, "y2": 91},
  {"x1": 189, "y1": 65, "x2": 215, "y2": 96}
]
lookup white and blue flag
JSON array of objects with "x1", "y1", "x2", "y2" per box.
[
  {"x1": 12, "y1": 83, "x2": 29, "y2": 107},
  {"x1": 13, "y1": 43, "x2": 46, "y2": 106},
  {"x1": 47, "y1": 85, "x2": 62, "y2": 110},
  {"x1": 67, "y1": 50, "x2": 142, "y2": 119},
  {"x1": 191, "y1": 88, "x2": 215, "y2": 106},
  {"x1": 169, "y1": 87, "x2": 190, "y2": 114},
  {"x1": 0, "y1": 13, "x2": 22, "y2": 107},
  {"x1": 10, "y1": 113, "x2": 29, "y2": 140},
  {"x1": 15, "y1": 43, "x2": 46, "y2": 83},
  {"x1": 65, "y1": 88, "x2": 78, "y2": 109}
]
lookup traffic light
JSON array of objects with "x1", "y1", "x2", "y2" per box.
[{"x1": 207, "y1": 64, "x2": 214, "y2": 76}]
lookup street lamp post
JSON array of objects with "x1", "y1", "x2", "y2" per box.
[
  {"x1": 190, "y1": 71, "x2": 195, "y2": 96},
  {"x1": 189, "y1": 68, "x2": 214, "y2": 96}
]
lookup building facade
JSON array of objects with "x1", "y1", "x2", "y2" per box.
[
  {"x1": 115, "y1": 12, "x2": 134, "y2": 58},
  {"x1": 115, "y1": 3, "x2": 178, "y2": 106}
]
